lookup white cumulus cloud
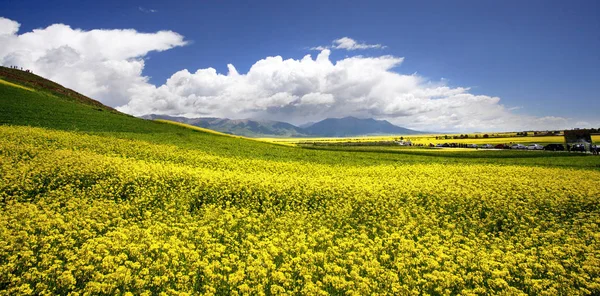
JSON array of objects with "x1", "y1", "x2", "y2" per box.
[{"x1": 0, "y1": 17, "x2": 19, "y2": 35}]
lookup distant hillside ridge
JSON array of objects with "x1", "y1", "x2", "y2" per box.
[
  {"x1": 142, "y1": 114, "x2": 306, "y2": 137},
  {"x1": 143, "y1": 114, "x2": 424, "y2": 137}
]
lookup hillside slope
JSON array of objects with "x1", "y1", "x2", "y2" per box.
[
  {"x1": 0, "y1": 66, "x2": 306, "y2": 160},
  {"x1": 0, "y1": 69, "x2": 423, "y2": 163},
  {"x1": 0, "y1": 66, "x2": 117, "y2": 112}
]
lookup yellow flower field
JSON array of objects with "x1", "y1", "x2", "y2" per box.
[{"x1": 1, "y1": 125, "x2": 600, "y2": 295}]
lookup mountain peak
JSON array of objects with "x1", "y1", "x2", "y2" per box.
[{"x1": 303, "y1": 116, "x2": 421, "y2": 137}]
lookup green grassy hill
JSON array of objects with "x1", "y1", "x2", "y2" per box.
[
  {"x1": 0, "y1": 66, "x2": 202, "y2": 133},
  {"x1": 1, "y1": 65, "x2": 598, "y2": 169},
  {"x1": 0, "y1": 66, "x2": 306, "y2": 161},
  {"x1": 1, "y1": 66, "x2": 600, "y2": 295},
  {"x1": 0, "y1": 66, "x2": 116, "y2": 112}
]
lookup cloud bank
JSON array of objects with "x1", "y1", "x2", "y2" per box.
[
  {"x1": 0, "y1": 17, "x2": 586, "y2": 131},
  {"x1": 118, "y1": 50, "x2": 568, "y2": 131}
]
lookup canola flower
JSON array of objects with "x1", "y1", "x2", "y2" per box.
[
  {"x1": 263, "y1": 134, "x2": 600, "y2": 146},
  {"x1": 1, "y1": 125, "x2": 599, "y2": 295}
]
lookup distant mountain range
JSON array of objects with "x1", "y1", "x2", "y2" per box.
[{"x1": 142, "y1": 114, "x2": 423, "y2": 137}]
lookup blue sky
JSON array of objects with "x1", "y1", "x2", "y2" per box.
[{"x1": 1, "y1": 0, "x2": 598, "y2": 131}]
